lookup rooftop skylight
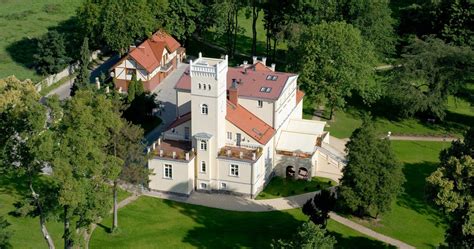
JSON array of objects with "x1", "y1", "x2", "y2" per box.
[
  {"x1": 266, "y1": 75, "x2": 278, "y2": 81},
  {"x1": 260, "y1": 87, "x2": 272, "y2": 93}
]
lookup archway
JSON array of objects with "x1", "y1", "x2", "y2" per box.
[
  {"x1": 298, "y1": 167, "x2": 309, "y2": 180},
  {"x1": 286, "y1": 166, "x2": 295, "y2": 179}
]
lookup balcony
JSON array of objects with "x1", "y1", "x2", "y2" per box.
[
  {"x1": 149, "y1": 138, "x2": 194, "y2": 161},
  {"x1": 218, "y1": 146, "x2": 263, "y2": 162},
  {"x1": 159, "y1": 61, "x2": 173, "y2": 72}
]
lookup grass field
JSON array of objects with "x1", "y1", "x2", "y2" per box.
[
  {"x1": 90, "y1": 196, "x2": 393, "y2": 249},
  {"x1": 0, "y1": 0, "x2": 82, "y2": 82},
  {"x1": 304, "y1": 95, "x2": 473, "y2": 139},
  {"x1": 256, "y1": 176, "x2": 337, "y2": 200},
  {"x1": 0, "y1": 174, "x2": 130, "y2": 249},
  {"x1": 349, "y1": 141, "x2": 450, "y2": 248}
]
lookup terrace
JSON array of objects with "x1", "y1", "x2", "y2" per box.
[
  {"x1": 149, "y1": 138, "x2": 195, "y2": 161},
  {"x1": 218, "y1": 146, "x2": 263, "y2": 162}
]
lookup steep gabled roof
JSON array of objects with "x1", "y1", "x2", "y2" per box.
[
  {"x1": 116, "y1": 30, "x2": 181, "y2": 73},
  {"x1": 226, "y1": 101, "x2": 275, "y2": 145}
]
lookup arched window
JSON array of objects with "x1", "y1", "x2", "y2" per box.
[
  {"x1": 208, "y1": 84, "x2": 211, "y2": 90},
  {"x1": 198, "y1": 83, "x2": 201, "y2": 89},
  {"x1": 203, "y1": 84, "x2": 206, "y2": 90},
  {"x1": 201, "y1": 104, "x2": 208, "y2": 115},
  {"x1": 200, "y1": 161, "x2": 206, "y2": 172},
  {"x1": 200, "y1": 140, "x2": 207, "y2": 151}
]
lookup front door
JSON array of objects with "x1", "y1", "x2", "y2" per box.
[
  {"x1": 184, "y1": 127, "x2": 190, "y2": 140},
  {"x1": 236, "y1": 133, "x2": 241, "y2": 146}
]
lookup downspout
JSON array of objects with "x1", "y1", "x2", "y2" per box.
[{"x1": 250, "y1": 162, "x2": 254, "y2": 199}]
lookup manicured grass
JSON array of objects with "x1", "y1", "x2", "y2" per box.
[
  {"x1": 0, "y1": 0, "x2": 82, "y2": 82},
  {"x1": 348, "y1": 141, "x2": 450, "y2": 249},
  {"x1": 304, "y1": 95, "x2": 473, "y2": 139},
  {"x1": 256, "y1": 176, "x2": 337, "y2": 200},
  {"x1": 0, "y1": 174, "x2": 131, "y2": 248},
  {"x1": 91, "y1": 195, "x2": 391, "y2": 248}
]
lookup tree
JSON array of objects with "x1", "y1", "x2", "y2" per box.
[
  {"x1": 342, "y1": 0, "x2": 396, "y2": 57},
  {"x1": 43, "y1": 90, "x2": 122, "y2": 248},
  {"x1": 246, "y1": 0, "x2": 264, "y2": 56},
  {"x1": 110, "y1": 121, "x2": 149, "y2": 231},
  {"x1": 164, "y1": 0, "x2": 203, "y2": 46},
  {"x1": 34, "y1": 30, "x2": 70, "y2": 75},
  {"x1": 271, "y1": 222, "x2": 336, "y2": 249},
  {"x1": 339, "y1": 118, "x2": 404, "y2": 217},
  {"x1": 0, "y1": 76, "x2": 58, "y2": 249},
  {"x1": 101, "y1": 0, "x2": 155, "y2": 54},
  {"x1": 288, "y1": 22, "x2": 379, "y2": 120},
  {"x1": 435, "y1": 0, "x2": 473, "y2": 46},
  {"x1": 76, "y1": 0, "x2": 103, "y2": 49},
  {"x1": 302, "y1": 189, "x2": 336, "y2": 228},
  {"x1": 426, "y1": 129, "x2": 474, "y2": 248},
  {"x1": 0, "y1": 216, "x2": 12, "y2": 249},
  {"x1": 263, "y1": 0, "x2": 292, "y2": 60},
  {"x1": 127, "y1": 75, "x2": 138, "y2": 103},
  {"x1": 211, "y1": 0, "x2": 244, "y2": 57},
  {"x1": 71, "y1": 37, "x2": 91, "y2": 96},
  {"x1": 387, "y1": 37, "x2": 474, "y2": 120}
]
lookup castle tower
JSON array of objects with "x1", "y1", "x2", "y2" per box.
[{"x1": 190, "y1": 53, "x2": 228, "y2": 190}]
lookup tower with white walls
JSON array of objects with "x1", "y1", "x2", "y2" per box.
[{"x1": 190, "y1": 53, "x2": 228, "y2": 190}]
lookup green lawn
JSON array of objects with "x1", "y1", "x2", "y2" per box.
[
  {"x1": 91, "y1": 196, "x2": 392, "y2": 248},
  {"x1": 256, "y1": 176, "x2": 337, "y2": 200},
  {"x1": 0, "y1": 174, "x2": 131, "y2": 249},
  {"x1": 304, "y1": 95, "x2": 473, "y2": 139},
  {"x1": 0, "y1": 0, "x2": 82, "y2": 82},
  {"x1": 348, "y1": 141, "x2": 450, "y2": 249}
]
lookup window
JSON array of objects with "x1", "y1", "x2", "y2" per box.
[
  {"x1": 221, "y1": 182, "x2": 227, "y2": 189},
  {"x1": 260, "y1": 87, "x2": 272, "y2": 93},
  {"x1": 200, "y1": 161, "x2": 206, "y2": 173},
  {"x1": 230, "y1": 164, "x2": 239, "y2": 177},
  {"x1": 208, "y1": 84, "x2": 211, "y2": 90},
  {"x1": 227, "y1": 132, "x2": 232, "y2": 140},
  {"x1": 200, "y1": 140, "x2": 207, "y2": 151},
  {"x1": 164, "y1": 164, "x2": 172, "y2": 179},
  {"x1": 200, "y1": 183, "x2": 207, "y2": 189},
  {"x1": 201, "y1": 104, "x2": 208, "y2": 115},
  {"x1": 198, "y1": 83, "x2": 201, "y2": 89},
  {"x1": 257, "y1": 100, "x2": 263, "y2": 108},
  {"x1": 126, "y1": 68, "x2": 136, "y2": 76},
  {"x1": 203, "y1": 84, "x2": 206, "y2": 90},
  {"x1": 266, "y1": 75, "x2": 278, "y2": 81}
]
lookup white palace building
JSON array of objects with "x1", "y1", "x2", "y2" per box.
[{"x1": 147, "y1": 53, "x2": 346, "y2": 198}]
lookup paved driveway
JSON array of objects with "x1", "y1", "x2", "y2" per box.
[{"x1": 145, "y1": 63, "x2": 188, "y2": 145}]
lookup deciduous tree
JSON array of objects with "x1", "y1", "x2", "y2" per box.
[
  {"x1": 0, "y1": 216, "x2": 12, "y2": 249},
  {"x1": 427, "y1": 128, "x2": 474, "y2": 248},
  {"x1": 339, "y1": 118, "x2": 404, "y2": 217},
  {"x1": 288, "y1": 22, "x2": 379, "y2": 120},
  {"x1": 271, "y1": 222, "x2": 336, "y2": 249},
  {"x1": 164, "y1": 0, "x2": 203, "y2": 46}
]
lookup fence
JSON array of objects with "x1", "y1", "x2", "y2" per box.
[{"x1": 35, "y1": 50, "x2": 101, "y2": 92}]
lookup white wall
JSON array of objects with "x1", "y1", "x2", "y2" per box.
[
  {"x1": 314, "y1": 150, "x2": 343, "y2": 183},
  {"x1": 225, "y1": 121, "x2": 260, "y2": 147},
  {"x1": 177, "y1": 90, "x2": 191, "y2": 116},
  {"x1": 238, "y1": 97, "x2": 274, "y2": 126},
  {"x1": 148, "y1": 157, "x2": 195, "y2": 195},
  {"x1": 114, "y1": 58, "x2": 149, "y2": 81},
  {"x1": 162, "y1": 120, "x2": 191, "y2": 141},
  {"x1": 274, "y1": 76, "x2": 298, "y2": 130},
  {"x1": 216, "y1": 158, "x2": 253, "y2": 195}
]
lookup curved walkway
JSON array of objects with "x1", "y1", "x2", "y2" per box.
[{"x1": 143, "y1": 190, "x2": 414, "y2": 249}]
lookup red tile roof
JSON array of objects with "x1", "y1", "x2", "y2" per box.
[
  {"x1": 166, "y1": 112, "x2": 191, "y2": 130},
  {"x1": 122, "y1": 31, "x2": 181, "y2": 73},
  {"x1": 226, "y1": 101, "x2": 275, "y2": 145},
  {"x1": 176, "y1": 66, "x2": 296, "y2": 101}
]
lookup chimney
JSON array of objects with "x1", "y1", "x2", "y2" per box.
[
  {"x1": 228, "y1": 79, "x2": 239, "y2": 105},
  {"x1": 271, "y1": 63, "x2": 276, "y2": 72},
  {"x1": 252, "y1": 56, "x2": 258, "y2": 64},
  {"x1": 198, "y1": 52, "x2": 202, "y2": 58},
  {"x1": 243, "y1": 60, "x2": 248, "y2": 67},
  {"x1": 262, "y1": 57, "x2": 267, "y2": 66}
]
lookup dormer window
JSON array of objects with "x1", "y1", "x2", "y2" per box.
[
  {"x1": 266, "y1": 75, "x2": 278, "y2": 81},
  {"x1": 201, "y1": 104, "x2": 208, "y2": 115},
  {"x1": 260, "y1": 87, "x2": 272, "y2": 93}
]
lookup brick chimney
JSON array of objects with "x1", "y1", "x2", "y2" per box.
[
  {"x1": 228, "y1": 79, "x2": 239, "y2": 105},
  {"x1": 262, "y1": 57, "x2": 267, "y2": 66}
]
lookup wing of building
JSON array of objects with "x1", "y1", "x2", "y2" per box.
[
  {"x1": 147, "y1": 54, "x2": 345, "y2": 198},
  {"x1": 111, "y1": 30, "x2": 186, "y2": 92}
]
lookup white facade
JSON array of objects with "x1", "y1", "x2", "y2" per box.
[{"x1": 148, "y1": 55, "x2": 345, "y2": 197}]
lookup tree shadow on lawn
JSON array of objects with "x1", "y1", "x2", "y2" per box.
[
  {"x1": 162, "y1": 198, "x2": 389, "y2": 249},
  {"x1": 397, "y1": 161, "x2": 446, "y2": 227}
]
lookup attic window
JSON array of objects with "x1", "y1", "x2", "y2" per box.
[
  {"x1": 260, "y1": 87, "x2": 272, "y2": 93},
  {"x1": 266, "y1": 75, "x2": 278, "y2": 81},
  {"x1": 260, "y1": 86, "x2": 272, "y2": 93}
]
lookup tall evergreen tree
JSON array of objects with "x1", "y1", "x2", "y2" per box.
[
  {"x1": 71, "y1": 37, "x2": 91, "y2": 96},
  {"x1": 339, "y1": 118, "x2": 404, "y2": 217},
  {"x1": 302, "y1": 189, "x2": 336, "y2": 228},
  {"x1": 271, "y1": 222, "x2": 336, "y2": 249}
]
